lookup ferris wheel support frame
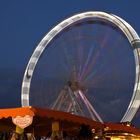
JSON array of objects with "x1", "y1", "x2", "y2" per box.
[{"x1": 21, "y1": 11, "x2": 140, "y2": 122}]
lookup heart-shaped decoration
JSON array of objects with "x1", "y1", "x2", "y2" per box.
[{"x1": 12, "y1": 115, "x2": 33, "y2": 129}]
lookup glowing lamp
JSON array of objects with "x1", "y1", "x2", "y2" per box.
[{"x1": 52, "y1": 121, "x2": 59, "y2": 131}]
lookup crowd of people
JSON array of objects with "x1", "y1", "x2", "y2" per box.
[{"x1": 0, "y1": 124, "x2": 109, "y2": 140}]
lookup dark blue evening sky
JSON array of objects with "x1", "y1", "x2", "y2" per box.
[{"x1": 0, "y1": 0, "x2": 140, "y2": 127}]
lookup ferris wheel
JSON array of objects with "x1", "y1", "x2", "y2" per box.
[{"x1": 21, "y1": 11, "x2": 140, "y2": 123}]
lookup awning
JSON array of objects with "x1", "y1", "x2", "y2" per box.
[
  {"x1": 0, "y1": 106, "x2": 34, "y2": 118},
  {"x1": 105, "y1": 122, "x2": 140, "y2": 136},
  {"x1": 0, "y1": 106, "x2": 103, "y2": 135}
]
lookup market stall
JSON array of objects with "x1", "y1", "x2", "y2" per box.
[{"x1": 0, "y1": 106, "x2": 140, "y2": 140}]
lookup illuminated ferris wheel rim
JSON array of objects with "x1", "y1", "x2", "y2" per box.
[{"x1": 21, "y1": 11, "x2": 140, "y2": 122}]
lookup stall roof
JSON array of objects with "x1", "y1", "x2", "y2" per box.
[
  {"x1": 0, "y1": 106, "x2": 102, "y2": 127},
  {"x1": 0, "y1": 106, "x2": 34, "y2": 118},
  {"x1": 105, "y1": 122, "x2": 140, "y2": 136}
]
